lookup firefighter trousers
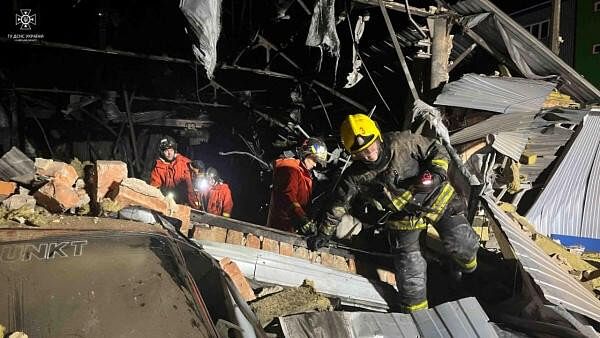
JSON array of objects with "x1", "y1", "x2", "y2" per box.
[{"x1": 387, "y1": 207, "x2": 480, "y2": 313}]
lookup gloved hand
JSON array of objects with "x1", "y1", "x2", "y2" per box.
[
  {"x1": 296, "y1": 217, "x2": 317, "y2": 235},
  {"x1": 307, "y1": 232, "x2": 330, "y2": 251}
]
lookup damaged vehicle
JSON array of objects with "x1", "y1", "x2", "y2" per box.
[{"x1": 0, "y1": 216, "x2": 266, "y2": 338}]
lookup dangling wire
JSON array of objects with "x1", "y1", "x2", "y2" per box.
[{"x1": 344, "y1": 9, "x2": 391, "y2": 113}]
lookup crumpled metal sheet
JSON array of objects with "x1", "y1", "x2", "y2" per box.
[
  {"x1": 448, "y1": 0, "x2": 600, "y2": 103},
  {"x1": 526, "y1": 114, "x2": 600, "y2": 240},
  {"x1": 491, "y1": 131, "x2": 528, "y2": 162},
  {"x1": 483, "y1": 196, "x2": 600, "y2": 323},
  {"x1": 306, "y1": 0, "x2": 340, "y2": 71},
  {"x1": 0, "y1": 147, "x2": 34, "y2": 185},
  {"x1": 179, "y1": 0, "x2": 222, "y2": 78},
  {"x1": 344, "y1": 15, "x2": 368, "y2": 88},
  {"x1": 279, "y1": 297, "x2": 500, "y2": 338},
  {"x1": 434, "y1": 74, "x2": 556, "y2": 114}
]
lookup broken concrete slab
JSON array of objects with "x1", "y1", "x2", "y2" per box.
[
  {"x1": 0, "y1": 147, "x2": 35, "y2": 184},
  {"x1": 1, "y1": 193, "x2": 36, "y2": 211},
  {"x1": 112, "y1": 178, "x2": 168, "y2": 214},
  {"x1": 94, "y1": 160, "x2": 128, "y2": 202},
  {"x1": 219, "y1": 257, "x2": 256, "y2": 302}
]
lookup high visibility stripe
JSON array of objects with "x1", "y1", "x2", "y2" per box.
[
  {"x1": 292, "y1": 202, "x2": 302, "y2": 209},
  {"x1": 423, "y1": 183, "x2": 455, "y2": 223},
  {"x1": 222, "y1": 212, "x2": 231, "y2": 218},
  {"x1": 455, "y1": 256, "x2": 478, "y2": 271},
  {"x1": 387, "y1": 217, "x2": 428, "y2": 230},
  {"x1": 401, "y1": 299, "x2": 429, "y2": 312},
  {"x1": 431, "y1": 158, "x2": 449, "y2": 171},
  {"x1": 391, "y1": 190, "x2": 413, "y2": 211}
]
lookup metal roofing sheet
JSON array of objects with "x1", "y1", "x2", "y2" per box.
[
  {"x1": 492, "y1": 131, "x2": 528, "y2": 161},
  {"x1": 526, "y1": 114, "x2": 600, "y2": 239},
  {"x1": 193, "y1": 239, "x2": 395, "y2": 311},
  {"x1": 448, "y1": 0, "x2": 600, "y2": 104},
  {"x1": 483, "y1": 196, "x2": 600, "y2": 323},
  {"x1": 0, "y1": 147, "x2": 35, "y2": 184},
  {"x1": 435, "y1": 74, "x2": 556, "y2": 113},
  {"x1": 450, "y1": 111, "x2": 540, "y2": 144},
  {"x1": 279, "y1": 297, "x2": 499, "y2": 338}
]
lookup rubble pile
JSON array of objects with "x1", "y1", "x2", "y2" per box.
[{"x1": 0, "y1": 148, "x2": 190, "y2": 231}]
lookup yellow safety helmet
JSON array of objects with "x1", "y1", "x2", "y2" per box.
[{"x1": 340, "y1": 114, "x2": 382, "y2": 154}]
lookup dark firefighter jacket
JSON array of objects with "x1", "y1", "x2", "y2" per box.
[
  {"x1": 267, "y1": 157, "x2": 313, "y2": 232},
  {"x1": 320, "y1": 131, "x2": 452, "y2": 236},
  {"x1": 202, "y1": 183, "x2": 233, "y2": 217},
  {"x1": 149, "y1": 154, "x2": 199, "y2": 207}
]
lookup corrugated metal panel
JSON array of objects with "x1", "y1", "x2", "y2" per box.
[
  {"x1": 492, "y1": 131, "x2": 528, "y2": 161},
  {"x1": 0, "y1": 146, "x2": 34, "y2": 184},
  {"x1": 279, "y1": 297, "x2": 500, "y2": 338},
  {"x1": 449, "y1": 0, "x2": 600, "y2": 104},
  {"x1": 435, "y1": 74, "x2": 556, "y2": 113},
  {"x1": 483, "y1": 196, "x2": 600, "y2": 323},
  {"x1": 526, "y1": 114, "x2": 600, "y2": 239},
  {"x1": 450, "y1": 111, "x2": 541, "y2": 144},
  {"x1": 193, "y1": 239, "x2": 395, "y2": 311}
]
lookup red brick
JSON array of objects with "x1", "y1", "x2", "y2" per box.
[
  {"x1": 219, "y1": 257, "x2": 256, "y2": 301},
  {"x1": 172, "y1": 204, "x2": 191, "y2": 235},
  {"x1": 320, "y1": 252, "x2": 335, "y2": 267},
  {"x1": 34, "y1": 181, "x2": 80, "y2": 212},
  {"x1": 226, "y1": 230, "x2": 244, "y2": 245},
  {"x1": 245, "y1": 234, "x2": 261, "y2": 249},
  {"x1": 95, "y1": 161, "x2": 128, "y2": 202},
  {"x1": 0, "y1": 180, "x2": 17, "y2": 197},
  {"x1": 293, "y1": 246, "x2": 310, "y2": 260},
  {"x1": 261, "y1": 238, "x2": 279, "y2": 253},
  {"x1": 377, "y1": 268, "x2": 396, "y2": 286},
  {"x1": 113, "y1": 178, "x2": 168, "y2": 214},
  {"x1": 333, "y1": 255, "x2": 349, "y2": 272},
  {"x1": 347, "y1": 258, "x2": 357, "y2": 273},
  {"x1": 279, "y1": 242, "x2": 293, "y2": 256},
  {"x1": 192, "y1": 226, "x2": 227, "y2": 242},
  {"x1": 36, "y1": 160, "x2": 78, "y2": 187},
  {"x1": 310, "y1": 252, "x2": 322, "y2": 264}
]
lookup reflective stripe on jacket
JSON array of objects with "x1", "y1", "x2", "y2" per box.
[
  {"x1": 149, "y1": 154, "x2": 199, "y2": 207},
  {"x1": 320, "y1": 131, "x2": 452, "y2": 236},
  {"x1": 267, "y1": 158, "x2": 313, "y2": 232}
]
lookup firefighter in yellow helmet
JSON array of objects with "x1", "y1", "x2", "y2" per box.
[{"x1": 309, "y1": 114, "x2": 479, "y2": 313}]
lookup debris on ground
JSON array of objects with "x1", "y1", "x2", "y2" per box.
[{"x1": 250, "y1": 280, "x2": 332, "y2": 327}]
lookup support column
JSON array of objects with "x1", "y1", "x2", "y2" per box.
[
  {"x1": 550, "y1": 0, "x2": 561, "y2": 55},
  {"x1": 430, "y1": 15, "x2": 452, "y2": 90}
]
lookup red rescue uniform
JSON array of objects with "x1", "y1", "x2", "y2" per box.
[
  {"x1": 149, "y1": 154, "x2": 199, "y2": 207},
  {"x1": 267, "y1": 158, "x2": 313, "y2": 232},
  {"x1": 203, "y1": 183, "x2": 233, "y2": 217}
]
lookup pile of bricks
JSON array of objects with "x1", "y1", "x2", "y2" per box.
[{"x1": 191, "y1": 225, "x2": 357, "y2": 274}]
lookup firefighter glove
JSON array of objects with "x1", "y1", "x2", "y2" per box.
[
  {"x1": 307, "y1": 233, "x2": 330, "y2": 251},
  {"x1": 296, "y1": 217, "x2": 317, "y2": 235}
]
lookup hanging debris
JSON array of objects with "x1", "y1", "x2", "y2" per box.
[
  {"x1": 180, "y1": 0, "x2": 222, "y2": 78},
  {"x1": 306, "y1": 0, "x2": 340, "y2": 72}
]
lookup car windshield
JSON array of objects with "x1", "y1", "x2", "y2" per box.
[{"x1": 0, "y1": 231, "x2": 216, "y2": 337}]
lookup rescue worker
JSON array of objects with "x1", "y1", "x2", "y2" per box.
[
  {"x1": 309, "y1": 114, "x2": 479, "y2": 313},
  {"x1": 267, "y1": 137, "x2": 327, "y2": 233},
  {"x1": 199, "y1": 167, "x2": 234, "y2": 217},
  {"x1": 149, "y1": 136, "x2": 199, "y2": 207}
]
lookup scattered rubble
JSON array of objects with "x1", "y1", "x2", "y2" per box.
[{"x1": 250, "y1": 280, "x2": 332, "y2": 327}]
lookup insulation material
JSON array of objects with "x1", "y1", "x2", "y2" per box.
[
  {"x1": 306, "y1": 0, "x2": 340, "y2": 72},
  {"x1": 180, "y1": 0, "x2": 222, "y2": 78}
]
